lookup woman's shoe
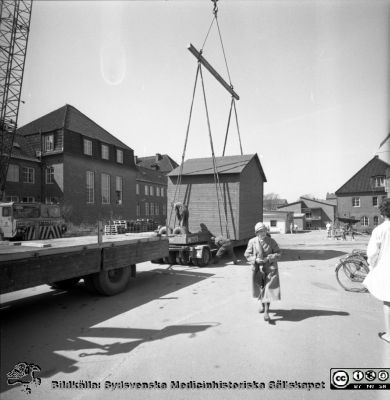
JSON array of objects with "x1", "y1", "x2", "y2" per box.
[
  {"x1": 264, "y1": 313, "x2": 270, "y2": 321},
  {"x1": 258, "y1": 305, "x2": 264, "y2": 313}
]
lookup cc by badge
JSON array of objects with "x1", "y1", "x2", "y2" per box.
[{"x1": 332, "y1": 370, "x2": 349, "y2": 388}]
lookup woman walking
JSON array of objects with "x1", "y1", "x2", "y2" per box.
[
  {"x1": 363, "y1": 198, "x2": 390, "y2": 343},
  {"x1": 245, "y1": 222, "x2": 281, "y2": 321}
]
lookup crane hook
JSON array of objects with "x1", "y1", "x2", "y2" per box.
[{"x1": 212, "y1": 0, "x2": 218, "y2": 16}]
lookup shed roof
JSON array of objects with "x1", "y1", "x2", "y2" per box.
[
  {"x1": 17, "y1": 104, "x2": 132, "y2": 151},
  {"x1": 168, "y1": 154, "x2": 267, "y2": 181},
  {"x1": 335, "y1": 156, "x2": 390, "y2": 195}
]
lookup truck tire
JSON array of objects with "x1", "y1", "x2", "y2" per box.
[
  {"x1": 90, "y1": 266, "x2": 131, "y2": 296},
  {"x1": 196, "y1": 247, "x2": 211, "y2": 267},
  {"x1": 50, "y1": 277, "x2": 80, "y2": 290}
]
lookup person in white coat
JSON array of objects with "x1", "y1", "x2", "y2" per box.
[
  {"x1": 363, "y1": 198, "x2": 390, "y2": 344},
  {"x1": 245, "y1": 222, "x2": 281, "y2": 321}
]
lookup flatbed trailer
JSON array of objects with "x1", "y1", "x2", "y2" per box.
[
  {"x1": 0, "y1": 233, "x2": 169, "y2": 296},
  {"x1": 155, "y1": 232, "x2": 249, "y2": 267}
]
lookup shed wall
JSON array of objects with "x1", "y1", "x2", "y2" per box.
[
  {"x1": 239, "y1": 158, "x2": 264, "y2": 239},
  {"x1": 167, "y1": 175, "x2": 240, "y2": 239}
]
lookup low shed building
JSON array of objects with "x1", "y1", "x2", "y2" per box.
[
  {"x1": 263, "y1": 210, "x2": 294, "y2": 234},
  {"x1": 167, "y1": 154, "x2": 267, "y2": 241}
]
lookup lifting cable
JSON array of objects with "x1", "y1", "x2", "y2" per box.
[{"x1": 168, "y1": 0, "x2": 240, "y2": 238}]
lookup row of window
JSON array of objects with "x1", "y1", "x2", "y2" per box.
[
  {"x1": 361, "y1": 216, "x2": 380, "y2": 227},
  {"x1": 352, "y1": 196, "x2": 387, "y2": 207},
  {"x1": 7, "y1": 165, "x2": 56, "y2": 184},
  {"x1": 86, "y1": 172, "x2": 123, "y2": 205},
  {"x1": 136, "y1": 183, "x2": 165, "y2": 197},
  {"x1": 7, "y1": 165, "x2": 35, "y2": 183},
  {"x1": 83, "y1": 138, "x2": 124, "y2": 164},
  {"x1": 136, "y1": 202, "x2": 167, "y2": 217}
]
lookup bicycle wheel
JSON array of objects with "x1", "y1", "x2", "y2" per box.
[{"x1": 335, "y1": 259, "x2": 368, "y2": 292}]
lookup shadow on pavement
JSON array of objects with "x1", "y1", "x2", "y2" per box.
[
  {"x1": 0, "y1": 267, "x2": 216, "y2": 394},
  {"x1": 280, "y1": 248, "x2": 347, "y2": 261},
  {"x1": 268, "y1": 308, "x2": 349, "y2": 324}
]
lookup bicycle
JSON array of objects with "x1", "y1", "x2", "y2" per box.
[{"x1": 335, "y1": 250, "x2": 370, "y2": 292}]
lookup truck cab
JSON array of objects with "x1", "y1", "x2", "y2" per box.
[
  {"x1": 0, "y1": 202, "x2": 15, "y2": 239},
  {"x1": 0, "y1": 202, "x2": 63, "y2": 240}
]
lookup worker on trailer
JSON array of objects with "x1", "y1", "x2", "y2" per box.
[
  {"x1": 174, "y1": 202, "x2": 189, "y2": 233},
  {"x1": 212, "y1": 235, "x2": 238, "y2": 265}
]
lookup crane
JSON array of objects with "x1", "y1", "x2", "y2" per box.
[{"x1": 0, "y1": 0, "x2": 33, "y2": 200}]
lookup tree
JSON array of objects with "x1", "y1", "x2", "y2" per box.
[{"x1": 263, "y1": 193, "x2": 282, "y2": 211}]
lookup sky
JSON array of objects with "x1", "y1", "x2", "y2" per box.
[{"x1": 18, "y1": 0, "x2": 390, "y2": 203}]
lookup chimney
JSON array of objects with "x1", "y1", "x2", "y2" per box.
[{"x1": 155, "y1": 153, "x2": 162, "y2": 162}]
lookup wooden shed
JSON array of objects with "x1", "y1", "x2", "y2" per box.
[{"x1": 167, "y1": 154, "x2": 267, "y2": 242}]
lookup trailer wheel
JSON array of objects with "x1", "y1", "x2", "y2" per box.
[
  {"x1": 196, "y1": 247, "x2": 211, "y2": 267},
  {"x1": 91, "y1": 266, "x2": 131, "y2": 296},
  {"x1": 50, "y1": 277, "x2": 80, "y2": 290}
]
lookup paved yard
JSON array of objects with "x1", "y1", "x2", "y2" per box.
[{"x1": 1, "y1": 231, "x2": 388, "y2": 400}]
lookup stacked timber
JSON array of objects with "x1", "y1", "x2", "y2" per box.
[{"x1": 167, "y1": 154, "x2": 267, "y2": 241}]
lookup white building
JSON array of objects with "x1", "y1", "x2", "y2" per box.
[{"x1": 263, "y1": 210, "x2": 294, "y2": 234}]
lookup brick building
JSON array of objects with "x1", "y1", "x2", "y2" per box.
[
  {"x1": 135, "y1": 154, "x2": 179, "y2": 226},
  {"x1": 6, "y1": 104, "x2": 138, "y2": 224},
  {"x1": 335, "y1": 155, "x2": 389, "y2": 232}
]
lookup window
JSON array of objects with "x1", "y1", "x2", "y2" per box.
[
  {"x1": 101, "y1": 173, "x2": 110, "y2": 204},
  {"x1": 305, "y1": 212, "x2": 312, "y2": 219},
  {"x1": 21, "y1": 196, "x2": 35, "y2": 203},
  {"x1": 155, "y1": 204, "x2": 159, "y2": 215},
  {"x1": 162, "y1": 203, "x2": 167, "y2": 215},
  {"x1": 115, "y1": 176, "x2": 123, "y2": 205},
  {"x1": 5, "y1": 195, "x2": 19, "y2": 202},
  {"x1": 43, "y1": 134, "x2": 54, "y2": 152},
  {"x1": 136, "y1": 203, "x2": 140, "y2": 217},
  {"x1": 150, "y1": 202, "x2": 154, "y2": 216},
  {"x1": 101, "y1": 144, "x2": 109, "y2": 160},
  {"x1": 361, "y1": 216, "x2": 369, "y2": 226},
  {"x1": 145, "y1": 202, "x2": 149, "y2": 216},
  {"x1": 83, "y1": 139, "x2": 92, "y2": 155},
  {"x1": 270, "y1": 220, "x2": 277, "y2": 227},
  {"x1": 86, "y1": 171, "x2": 94, "y2": 204},
  {"x1": 373, "y1": 176, "x2": 385, "y2": 187},
  {"x1": 23, "y1": 167, "x2": 35, "y2": 183},
  {"x1": 352, "y1": 197, "x2": 360, "y2": 207},
  {"x1": 45, "y1": 196, "x2": 59, "y2": 204},
  {"x1": 6, "y1": 164, "x2": 19, "y2": 182},
  {"x1": 136, "y1": 183, "x2": 140, "y2": 195},
  {"x1": 2, "y1": 207, "x2": 11, "y2": 217},
  {"x1": 145, "y1": 185, "x2": 149, "y2": 196},
  {"x1": 46, "y1": 166, "x2": 54, "y2": 184},
  {"x1": 161, "y1": 187, "x2": 165, "y2": 197},
  {"x1": 373, "y1": 197, "x2": 378, "y2": 207},
  {"x1": 116, "y1": 149, "x2": 123, "y2": 164},
  {"x1": 156, "y1": 187, "x2": 160, "y2": 197},
  {"x1": 150, "y1": 186, "x2": 154, "y2": 196},
  {"x1": 373, "y1": 216, "x2": 379, "y2": 226}
]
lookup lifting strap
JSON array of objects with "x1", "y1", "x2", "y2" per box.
[{"x1": 168, "y1": 0, "x2": 242, "y2": 238}]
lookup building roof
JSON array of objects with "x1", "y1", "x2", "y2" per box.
[
  {"x1": 17, "y1": 104, "x2": 132, "y2": 151},
  {"x1": 10, "y1": 133, "x2": 40, "y2": 162},
  {"x1": 299, "y1": 196, "x2": 336, "y2": 207},
  {"x1": 136, "y1": 166, "x2": 167, "y2": 185},
  {"x1": 137, "y1": 154, "x2": 178, "y2": 173},
  {"x1": 335, "y1": 156, "x2": 390, "y2": 195},
  {"x1": 168, "y1": 154, "x2": 267, "y2": 181}
]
